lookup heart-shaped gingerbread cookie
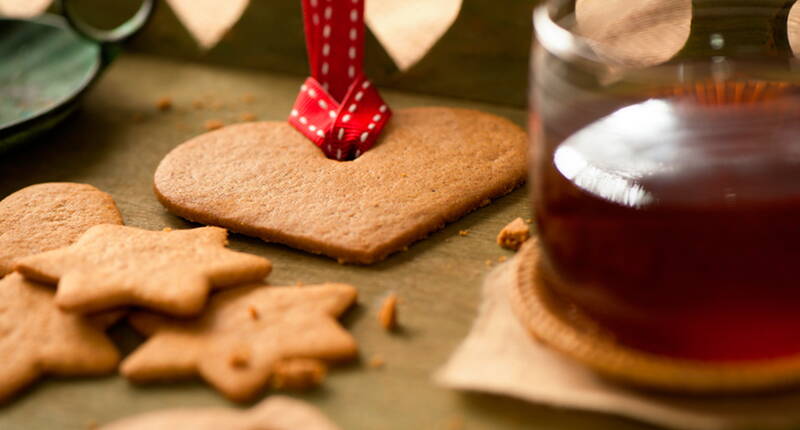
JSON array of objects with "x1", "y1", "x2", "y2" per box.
[{"x1": 154, "y1": 107, "x2": 526, "y2": 263}]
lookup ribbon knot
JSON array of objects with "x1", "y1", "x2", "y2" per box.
[{"x1": 289, "y1": 0, "x2": 392, "y2": 161}]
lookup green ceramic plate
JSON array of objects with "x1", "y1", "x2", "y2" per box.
[{"x1": 0, "y1": 0, "x2": 153, "y2": 152}]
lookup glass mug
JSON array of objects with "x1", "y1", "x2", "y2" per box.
[{"x1": 531, "y1": 0, "x2": 800, "y2": 361}]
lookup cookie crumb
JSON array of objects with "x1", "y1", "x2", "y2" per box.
[
  {"x1": 497, "y1": 255, "x2": 508, "y2": 263},
  {"x1": 368, "y1": 354, "x2": 385, "y2": 368},
  {"x1": 240, "y1": 112, "x2": 257, "y2": 122},
  {"x1": 162, "y1": 227, "x2": 173, "y2": 232},
  {"x1": 378, "y1": 293, "x2": 398, "y2": 331},
  {"x1": 295, "y1": 281, "x2": 304, "y2": 287},
  {"x1": 85, "y1": 419, "x2": 99, "y2": 430},
  {"x1": 242, "y1": 93, "x2": 255, "y2": 104},
  {"x1": 271, "y1": 358, "x2": 326, "y2": 390},
  {"x1": 458, "y1": 230, "x2": 470, "y2": 237},
  {"x1": 525, "y1": 218, "x2": 533, "y2": 224},
  {"x1": 155, "y1": 96, "x2": 173, "y2": 111},
  {"x1": 204, "y1": 119, "x2": 225, "y2": 131},
  {"x1": 445, "y1": 415, "x2": 465, "y2": 430},
  {"x1": 484, "y1": 259, "x2": 493, "y2": 267},
  {"x1": 497, "y1": 217, "x2": 530, "y2": 251},
  {"x1": 248, "y1": 305, "x2": 259, "y2": 320},
  {"x1": 229, "y1": 347, "x2": 251, "y2": 369}
]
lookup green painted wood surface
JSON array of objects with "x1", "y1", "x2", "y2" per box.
[{"x1": 0, "y1": 54, "x2": 658, "y2": 430}]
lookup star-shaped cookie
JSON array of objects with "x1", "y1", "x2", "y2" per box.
[
  {"x1": 0, "y1": 273, "x2": 120, "y2": 403},
  {"x1": 120, "y1": 283, "x2": 358, "y2": 401},
  {"x1": 15, "y1": 225, "x2": 272, "y2": 316}
]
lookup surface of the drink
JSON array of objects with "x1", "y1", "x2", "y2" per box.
[{"x1": 535, "y1": 86, "x2": 800, "y2": 361}]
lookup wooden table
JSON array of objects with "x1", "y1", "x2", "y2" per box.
[{"x1": 0, "y1": 54, "x2": 657, "y2": 430}]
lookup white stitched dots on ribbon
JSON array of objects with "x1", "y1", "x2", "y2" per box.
[
  {"x1": 321, "y1": 62, "x2": 329, "y2": 75},
  {"x1": 323, "y1": 25, "x2": 331, "y2": 38},
  {"x1": 379, "y1": 104, "x2": 387, "y2": 112},
  {"x1": 342, "y1": 114, "x2": 351, "y2": 122},
  {"x1": 329, "y1": 110, "x2": 336, "y2": 118},
  {"x1": 308, "y1": 88, "x2": 317, "y2": 97},
  {"x1": 348, "y1": 47, "x2": 356, "y2": 59},
  {"x1": 348, "y1": 104, "x2": 357, "y2": 113},
  {"x1": 299, "y1": 116, "x2": 308, "y2": 124},
  {"x1": 324, "y1": 6, "x2": 332, "y2": 19},
  {"x1": 362, "y1": 80, "x2": 371, "y2": 89},
  {"x1": 360, "y1": 131, "x2": 369, "y2": 142},
  {"x1": 318, "y1": 100, "x2": 328, "y2": 109},
  {"x1": 349, "y1": 28, "x2": 357, "y2": 40},
  {"x1": 338, "y1": 128, "x2": 345, "y2": 140},
  {"x1": 350, "y1": 9, "x2": 358, "y2": 21},
  {"x1": 348, "y1": 65, "x2": 355, "y2": 78},
  {"x1": 291, "y1": 109, "x2": 299, "y2": 117},
  {"x1": 322, "y1": 43, "x2": 330, "y2": 56},
  {"x1": 316, "y1": 129, "x2": 325, "y2": 137},
  {"x1": 354, "y1": 91, "x2": 363, "y2": 101},
  {"x1": 309, "y1": 124, "x2": 317, "y2": 132}
]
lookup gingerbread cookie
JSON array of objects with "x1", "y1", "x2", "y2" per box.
[
  {"x1": 0, "y1": 182, "x2": 123, "y2": 277},
  {"x1": 0, "y1": 273, "x2": 120, "y2": 403},
  {"x1": 101, "y1": 396, "x2": 341, "y2": 430},
  {"x1": 121, "y1": 283, "x2": 358, "y2": 402},
  {"x1": 15, "y1": 225, "x2": 271, "y2": 316},
  {"x1": 154, "y1": 107, "x2": 526, "y2": 263}
]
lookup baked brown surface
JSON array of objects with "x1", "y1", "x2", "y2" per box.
[
  {"x1": 0, "y1": 273, "x2": 120, "y2": 403},
  {"x1": 0, "y1": 183, "x2": 123, "y2": 277},
  {"x1": 15, "y1": 225, "x2": 271, "y2": 316},
  {"x1": 100, "y1": 395, "x2": 341, "y2": 430},
  {"x1": 153, "y1": 107, "x2": 527, "y2": 264},
  {"x1": 121, "y1": 283, "x2": 358, "y2": 402}
]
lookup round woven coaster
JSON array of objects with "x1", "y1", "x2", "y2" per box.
[{"x1": 510, "y1": 240, "x2": 800, "y2": 393}]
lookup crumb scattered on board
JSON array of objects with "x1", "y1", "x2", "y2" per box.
[
  {"x1": 240, "y1": 112, "x2": 257, "y2": 121},
  {"x1": 484, "y1": 259, "x2": 493, "y2": 267},
  {"x1": 242, "y1": 94, "x2": 255, "y2": 104},
  {"x1": 248, "y1": 305, "x2": 259, "y2": 320},
  {"x1": 497, "y1": 217, "x2": 530, "y2": 251},
  {"x1": 204, "y1": 119, "x2": 225, "y2": 131},
  {"x1": 155, "y1": 96, "x2": 173, "y2": 111},
  {"x1": 378, "y1": 292, "x2": 398, "y2": 331},
  {"x1": 368, "y1": 354, "x2": 385, "y2": 369},
  {"x1": 445, "y1": 415, "x2": 465, "y2": 430},
  {"x1": 458, "y1": 230, "x2": 470, "y2": 237},
  {"x1": 229, "y1": 348, "x2": 251, "y2": 369},
  {"x1": 497, "y1": 255, "x2": 507, "y2": 263}
]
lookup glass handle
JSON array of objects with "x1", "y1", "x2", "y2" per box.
[{"x1": 58, "y1": 0, "x2": 155, "y2": 64}]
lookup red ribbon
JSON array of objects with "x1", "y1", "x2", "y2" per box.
[{"x1": 289, "y1": 0, "x2": 392, "y2": 161}]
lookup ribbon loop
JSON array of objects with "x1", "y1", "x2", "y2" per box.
[{"x1": 289, "y1": 0, "x2": 392, "y2": 161}]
